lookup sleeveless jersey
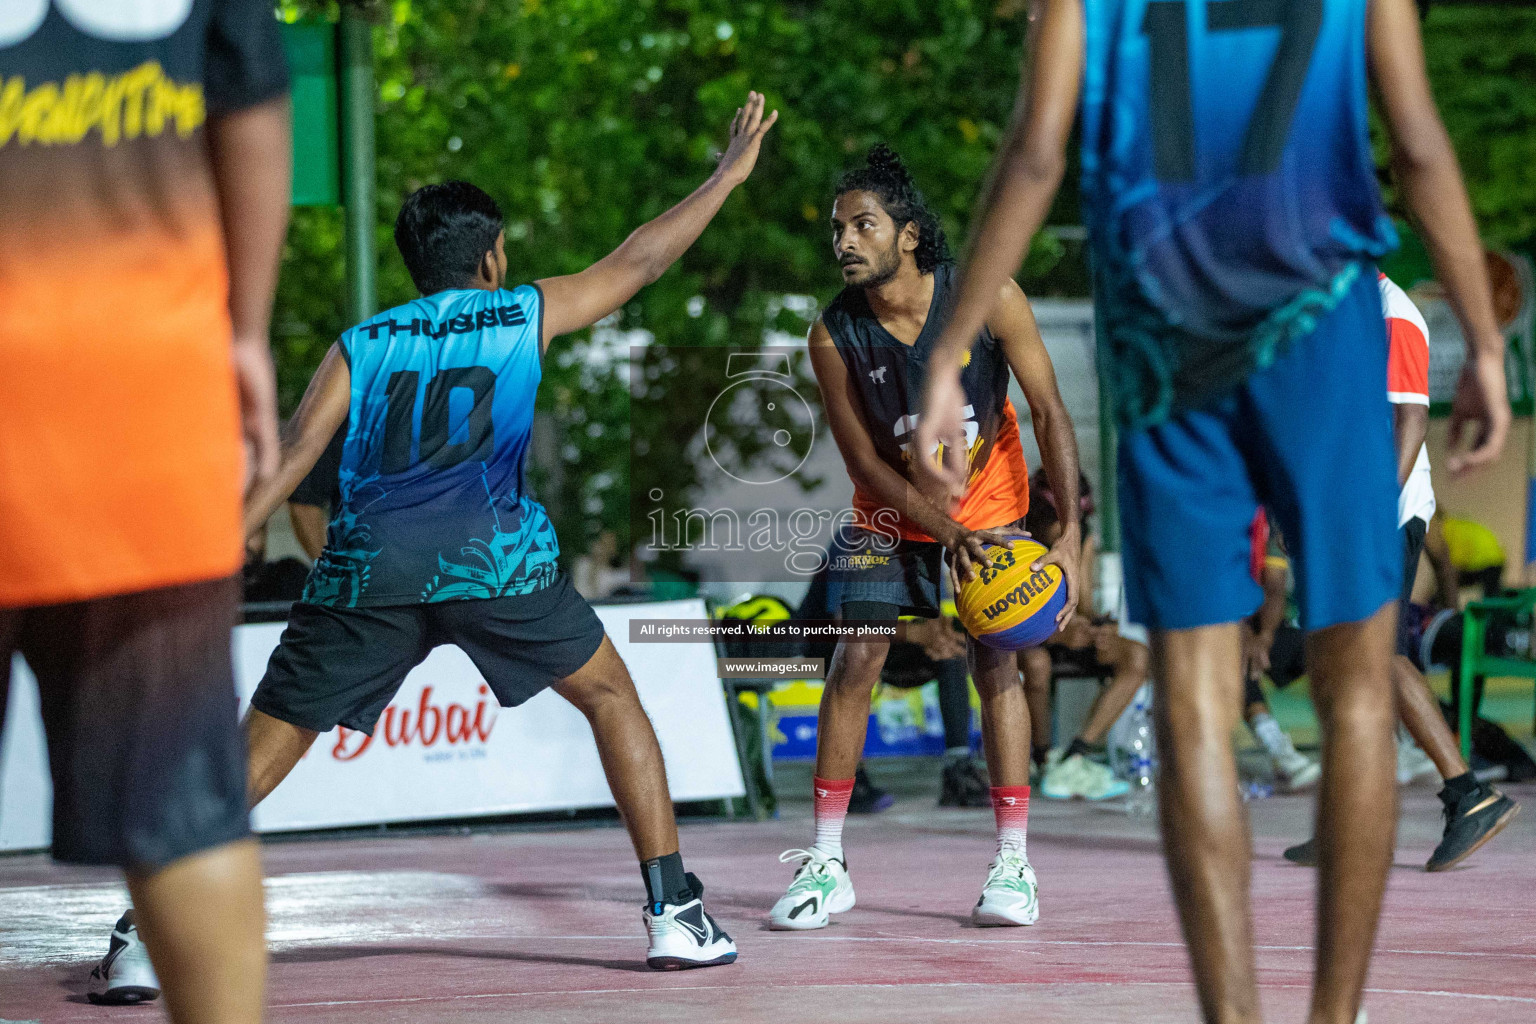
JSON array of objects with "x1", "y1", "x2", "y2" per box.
[
  {"x1": 0, "y1": 0, "x2": 288, "y2": 607},
  {"x1": 303, "y1": 286, "x2": 559, "y2": 607},
  {"x1": 821, "y1": 263, "x2": 1031, "y2": 542},
  {"x1": 1080, "y1": 0, "x2": 1398, "y2": 426}
]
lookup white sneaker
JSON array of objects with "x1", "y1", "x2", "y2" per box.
[
  {"x1": 972, "y1": 849, "x2": 1039, "y2": 926},
  {"x1": 767, "y1": 847, "x2": 855, "y2": 930},
  {"x1": 644, "y1": 875, "x2": 737, "y2": 970},
  {"x1": 1041, "y1": 752, "x2": 1131, "y2": 801},
  {"x1": 1274, "y1": 746, "x2": 1322, "y2": 792},
  {"x1": 1397, "y1": 735, "x2": 1439, "y2": 786},
  {"x1": 87, "y1": 910, "x2": 160, "y2": 1005}
]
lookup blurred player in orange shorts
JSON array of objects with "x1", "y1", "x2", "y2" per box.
[{"x1": 0, "y1": 2, "x2": 291, "y2": 1020}]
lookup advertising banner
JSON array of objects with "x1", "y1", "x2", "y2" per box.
[{"x1": 0, "y1": 599, "x2": 745, "y2": 848}]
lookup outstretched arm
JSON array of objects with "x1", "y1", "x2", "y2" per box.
[
  {"x1": 989, "y1": 280, "x2": 1083, "y2": 625},
  {"x1": 535, "y1": 93, "x2": 778, "y2": 351},
  {"x1": 1370, "y1": 0, "x2": 1509, "y2": 474},
  {"x1": 243, "y1": 344, "x2": 351, "y2": 539},
  {"x1": 915, "y1": 0, "x2": 1083, "y2": 498}
]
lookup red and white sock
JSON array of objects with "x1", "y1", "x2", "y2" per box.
[
  {"x1": 811, "y1": 776, "x2": 855, "y2": 862},
  {"x1": 991, "y1": 785, "x2": 1030, "y2": 857}
]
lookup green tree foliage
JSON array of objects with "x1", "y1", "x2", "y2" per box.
[
  {"x1": 276, "y1": 0, "x2": 1040, "y2": 556},
  {"x1": 1420, "y1": 6, "x2": 1536, "y2": 248},
  {"x1": 273, "y1": 0, "x2": 1536, "y2": 559}
]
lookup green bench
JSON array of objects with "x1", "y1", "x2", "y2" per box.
[{"x1": 1458, "y1": 587, "x2": 1536, "y2": 762}]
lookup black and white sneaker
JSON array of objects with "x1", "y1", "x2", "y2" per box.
[
  {"x1": 644, "y1": 873, "x2": 738, "y2": 970},
  {"x1": 87, "y1": 910, "x2": 160, "y2": 1005}
]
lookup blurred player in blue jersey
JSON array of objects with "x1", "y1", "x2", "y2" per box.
[
  {"x1": 916, "y1": 2, "x2": 1509, "y2": 1022},
  {"x1": 97, "y1": 93, "x2": 777, "y2": 983}
]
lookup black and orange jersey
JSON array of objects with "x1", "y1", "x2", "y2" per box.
[
  {"x1": 0, "y1": 1, "x2": 288, "y2": 607},
  {"x1": 820, "y1": 262, "x2": 1030, "y2": 542}
]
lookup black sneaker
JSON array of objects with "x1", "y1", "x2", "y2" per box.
[
  {"x1": 1282, "y1": 836, "x2": 1317, "y2": 866},
  {"x1": 848, "y1": 764, "x2": 894, "y2": 814},
  {"x1": 1426, "y1": 784, "x2": 1519, "y2": 872},
  {"x1": 939, "y1": 756, "x2": 991, "y2": 807}
]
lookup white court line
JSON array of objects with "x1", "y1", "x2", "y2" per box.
[
  {"x1": 266, "y1": 980, "x2": 1536, "y2": 1011},
  {"x1": 267, "y1": 933, "x2": 1535, "y2": 962},
  {"x1": 766, "y1": 934, "x2": 1536, "y2": 961}
]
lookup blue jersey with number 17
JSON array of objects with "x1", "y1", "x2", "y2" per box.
[
  {"x1": 303, "y1": 285, "x2": 558, "y2": 608},
  {"x1": 1081, "y1": 0, "x2": 1398, "y2": 427}
]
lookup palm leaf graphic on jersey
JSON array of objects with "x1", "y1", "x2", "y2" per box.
[
  {"x1": 301, "y1": 471, "x2": 383, "y2": 608},
  {"x1": 423, "y1": 496, "x2": 559, "y2": 601}
]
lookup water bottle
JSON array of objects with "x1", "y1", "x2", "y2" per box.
[
  {"x1": 1242, "y1": 780, "x2": 1274, "y2": 802},
  {"x1": 1123, "y1": 693, "x2": 1158, "y2": 819}
]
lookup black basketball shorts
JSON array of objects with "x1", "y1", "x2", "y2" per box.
[
  {"x1": 250, "y1": 572, "x2": 607, "y2": 736},
  {"x1": 0, "y1": 576, "x2": 249, "y2": 870}
]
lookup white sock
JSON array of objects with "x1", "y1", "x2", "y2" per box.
[
  {"x1": 813, "y1": 820, "x2": 845, "y2": 862},
  {"x1": 811, "y1": 777, "x2": 853, "y2": 863}
]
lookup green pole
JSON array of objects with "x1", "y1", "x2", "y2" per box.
[{"x1": 338, "y1": 10, "x2": 377, "y2": 323}]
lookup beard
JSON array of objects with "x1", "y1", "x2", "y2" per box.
[{"x1": 842, "y1": 239, "x2": 903, "y2": 289}]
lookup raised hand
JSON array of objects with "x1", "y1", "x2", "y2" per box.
[{"x1": 716, "y1": 91, "x2": 779, "y2": 188}]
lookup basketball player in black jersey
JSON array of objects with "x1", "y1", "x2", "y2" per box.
[{"x1": 767, "y1": 146, "x2": 1083, "y2": 931}]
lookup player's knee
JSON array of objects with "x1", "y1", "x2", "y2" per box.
[
  {"x1": 973, "y1": 660, "x2": 1024, "y2": 701},
  {"x1": 1156, "y1": 684, "x2": 1236, "y2": 747},
  {"x1": 559, "y1": 669, "x2": 638, "y2": 718},
  {"x1": 1020, "y1": 647, "x2": 1051, "y2": 691},
  {"x1": 827, "y1": 641, "x2": 887, "y2": 694},
  {"x1": 1314, "y1": 681, "x2": 1395, "y2": 737}
]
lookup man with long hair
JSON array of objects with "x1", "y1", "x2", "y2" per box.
[{"x1": 768, "y1": 145, "x2": 1082, "y2": 931}]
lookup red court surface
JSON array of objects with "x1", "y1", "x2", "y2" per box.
[{"x1": 2, "y1": 766, "x2": 1533, "y2": 1023}]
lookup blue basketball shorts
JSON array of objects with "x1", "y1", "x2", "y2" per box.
[{"x1": 1118, "y1": 267, "x2": 1400, "y2": 634}]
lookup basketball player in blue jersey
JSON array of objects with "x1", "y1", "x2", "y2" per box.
[
  {"x1": 94, "y1": 93, "x2": 778, "y2": 984},
  {"x1": 915, "y1": 2, "x2": 1509, "y2": 1023}
]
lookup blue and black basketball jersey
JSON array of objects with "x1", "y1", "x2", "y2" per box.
[
  {"x1": 1080, "y1": 0, "x2": 1398, "y2": 426},
  {"x1": 303, "y1": 286, "x2": 559, "y2": 608}
]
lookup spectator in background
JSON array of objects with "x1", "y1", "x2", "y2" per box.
[
  {"x1": 881, "y1": 591, "x2": 993, "y2": 808},
  {"x1": 0, "y1": 2, "x2": 291, "y2": 1017},
  {"x1": 1403, "y1": 599, "x2": 1535, "y2": 782},
  {"x1": 1019, "y1": 471, "x2": 1142, "y2": 801},
  {"x1": 1282, "y1": 272, "x2": 1518, "y2": 871},
  {"x1": 1239, "y1": 519, "x2": 1326, "y2": 791},
  {"x1": 1439, "y1": 511, "x2": 1508, "y2": 599},
  {"x1": 1422, "y1": 509, "x2": 1462, "y2": 610}
]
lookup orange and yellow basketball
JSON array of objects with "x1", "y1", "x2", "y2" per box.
[{"x1": 954, "y1": 534, "x2": 1067, "y2": 651}]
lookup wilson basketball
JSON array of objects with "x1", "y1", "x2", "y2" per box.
[{"x1": 954, "y1": 534, "x2": 1067, "y2": 651}]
